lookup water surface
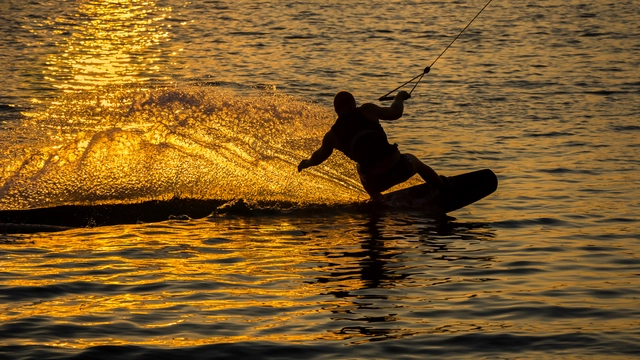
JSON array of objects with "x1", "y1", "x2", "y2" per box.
[{"x1": 1, "y1": 0, "x2": 639, "y2": 359}]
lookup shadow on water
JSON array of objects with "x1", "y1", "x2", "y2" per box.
[{"x1": 0, "y1": 199, "x2": 426, "y2": 234}]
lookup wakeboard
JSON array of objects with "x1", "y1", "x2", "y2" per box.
[{"x1": 381, "y1": 169, "x2": 498, "y2": 213}]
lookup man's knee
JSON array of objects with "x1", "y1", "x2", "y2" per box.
[{"x1": 404, "y1": 153, "x2": 424, "y2": 172}]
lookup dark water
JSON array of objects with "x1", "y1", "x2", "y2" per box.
[{"x1": 1, "y1": 0, "x2": 640, "y2": 359}]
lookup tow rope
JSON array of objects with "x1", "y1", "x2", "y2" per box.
[{"x1": 379, "y1": 0, "x2": 495, "y2": 101}]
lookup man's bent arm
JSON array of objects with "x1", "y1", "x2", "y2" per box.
[
  {"x1": 298, "y1": 131, "x2": 336, "y2": 172},
  {"x1": 360, "y1": 91, "x2": 410, "y2": 121}
]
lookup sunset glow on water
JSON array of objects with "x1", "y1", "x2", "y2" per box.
[{"x1": 1, "y1": 0, "x2": 639, "y2": 359}]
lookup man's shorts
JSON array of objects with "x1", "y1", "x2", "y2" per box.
[{"x1": 361, "y1": 154, "x2": 415, "y2": 193}]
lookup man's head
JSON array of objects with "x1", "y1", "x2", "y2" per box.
[{"x1": 333, "y1": 91, "x2": 356, "y2": 116}]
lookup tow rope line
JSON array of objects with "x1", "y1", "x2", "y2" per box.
[{"x1": 379, "y1": 0, "x2": 494, "y2": 101}]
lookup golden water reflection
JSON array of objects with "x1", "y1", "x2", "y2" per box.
[
  {"x1": 2, "y1": 212, "x2": 637, "y2": 349},
  {"x1": 0, "y1": 214, "x2": 509, "y2": 347},
  {"x1": 45, "y1": 0, "x2": 174, "y2": 90}
]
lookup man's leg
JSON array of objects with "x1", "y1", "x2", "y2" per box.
[
  {"x1": 404, "y1": 154, "x2": 450, "y2": 190},
  {"x1": 357, "y1": 165, "x2": 383, "y2": 201}
]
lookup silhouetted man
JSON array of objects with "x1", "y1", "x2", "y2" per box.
[{"x1": 298, "y1": 90, "x2": 450, "y2": 200}]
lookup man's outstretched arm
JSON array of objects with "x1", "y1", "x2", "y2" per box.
[{"x1": 298, "y1": 131, "x2": 337, "y2": 172}]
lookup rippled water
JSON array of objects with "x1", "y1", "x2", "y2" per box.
[{"x1": 1, "y1": 0, "x2": 640, "y2": 359}]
